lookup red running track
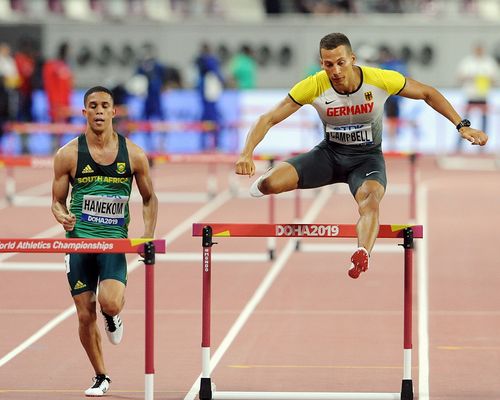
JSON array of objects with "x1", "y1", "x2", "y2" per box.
[{"x1": 0, "y1": 156, "x2": 499, "y2": 399}]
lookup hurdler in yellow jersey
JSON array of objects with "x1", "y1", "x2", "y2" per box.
[
  {"x1": 238, "y1": 32, "x2": 487, "y2": 283},
  {"x1": 68, "y1": 133, "x2": 133, "y2": 239},
  {"x1": 289, "y1": 66, "x2": 406, "y2": 151}
]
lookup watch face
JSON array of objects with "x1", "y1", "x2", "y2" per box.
[{"x1": 457, "y1": 119, "x2": 471, "y2": 130}]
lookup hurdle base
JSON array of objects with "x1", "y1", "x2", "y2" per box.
[
  {"x1": 400, "y1": 379, "x2": 413, "y2": 400},
  {"x1": 211, "y1": 391, "x2": 400, "y2": 400},
  {"x1": 200, "y1": 377, "x2": 213, "y2": 400}
]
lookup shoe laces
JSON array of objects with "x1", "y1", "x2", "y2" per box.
[
  {"x1": 91, "y1": 374, "x2": 110, "y2": 388},
  {"x1": 102, "y1": 312, "x2": 119, "y2": 332}
]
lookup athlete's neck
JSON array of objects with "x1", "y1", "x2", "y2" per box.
[
  {"x1": 85, "y1": 129, "x2": 116, "y2": 149},
  {"x1": 333, "y1": 65, "x2": 361, "y2": 94}
]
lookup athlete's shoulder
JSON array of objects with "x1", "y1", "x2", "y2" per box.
[
  {"x1": 360, "y1": 65, "x2": 406, "y2": 95},
  {"x1": 289, "y1": 70, "x2": 330, "y2": 105},
  {"x1": 53, "y1": 137, "x2": 78, "y2": 172},
  {"x1": 124, "y1": 136, "x2": 149, "y2": 172}
]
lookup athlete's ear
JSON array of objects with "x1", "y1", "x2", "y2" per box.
[
  {"x1": 82, "y1": 108, "x2": 87, "y2": 118},
  {"x1": 351, "y1": 52, "x2": 356, "y2": 64}
]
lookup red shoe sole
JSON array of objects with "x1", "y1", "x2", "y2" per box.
[{"x1": 348, "y1": 248, "x2": 369, "y2": 279}]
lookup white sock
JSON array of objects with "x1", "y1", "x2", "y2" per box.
[
  {"x1": 358, "y1": 246, "x2": 369, "y2": 256},
  {"x1": 249, "y1": 176, "x2": 265, "y2": 197}
]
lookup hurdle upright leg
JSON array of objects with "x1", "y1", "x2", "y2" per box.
[
  {"x1": 144, "y1": 242, "x2": 156, "y2": 400},
  {"x1": 200, "y1": 226, "x2": 215, "y2": 400},
  {"x1": 400, "y1": 228, "x2": 414, "y2": 400}
]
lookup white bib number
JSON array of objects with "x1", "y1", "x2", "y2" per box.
[
  {"x1": 326, "y1": 123, "x2": 373, "y2": 145},
  {"x1": 81, "y1": 195, "x2": 128, "y2": 226}
]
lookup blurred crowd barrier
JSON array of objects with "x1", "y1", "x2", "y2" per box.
[{"x1": 1, "y1": 88, "x2": 499, "y2": 156}]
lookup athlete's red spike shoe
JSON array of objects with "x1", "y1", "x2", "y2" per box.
[{"x1": 348, "y1": 247, "x2": 369, "y2": 279}]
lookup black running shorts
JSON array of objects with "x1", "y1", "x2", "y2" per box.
[
  {"x1": 286, "y1": 140, "x2": 387, "y2": 196},
  {"x1": 65, "y1": 253, "x2": 127, "y2": 296}
]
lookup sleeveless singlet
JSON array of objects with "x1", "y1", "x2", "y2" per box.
[{"x1": 68, "y1": 133, "x2": 133, "y2": 239}]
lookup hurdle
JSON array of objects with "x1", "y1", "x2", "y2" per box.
[
  {"x1": 0, "y1": 237, "x2": 166, "y2": 400},
  {"x1": 192, "y1": 223, "x2": 423, "y2": 400}
]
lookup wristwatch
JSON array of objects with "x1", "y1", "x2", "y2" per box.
[{"x1": 456, "y1": 119, "x2": 471, "y2": 131}]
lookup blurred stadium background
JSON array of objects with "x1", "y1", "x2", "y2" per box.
[{"x1": 0, "y1": 0, "x2": 499, "y2": 156}]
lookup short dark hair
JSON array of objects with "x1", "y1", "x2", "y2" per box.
[
  {"x1": 319, "y1": 33, "x2": 352, "y2": 54},
  {"x1": 83, "y1": 86, "x2": 114, "y2": 106}
]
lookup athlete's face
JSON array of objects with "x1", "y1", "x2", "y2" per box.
[
  {"x1": 83, "y1": 92, "x2": 116, "y2": 133},
  {"x1": 320, "y1": 45, "x2": 356, "y2": 90}
]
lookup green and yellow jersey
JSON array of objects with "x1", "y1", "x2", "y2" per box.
[
  {"x1": 68, "y1": 133, "x2": 133, "y2": 239},
  {"x1": 289, "y1": 65, "x2": 406, "y2": 151}
]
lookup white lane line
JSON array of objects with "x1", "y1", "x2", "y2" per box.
[
  {"x1": 0, "y1": 306, "x2": 76, "y2": 367},
  {"x1": 0, "y1": 262, "x2": 64, "y2": 271},
  {"x1": 0, "y1": 189, "x2": 233, "y2": 368},
  {"x1": 183, "y1": 187, "x2": 332, "y2": 400},
  {"x1": 0, "y1": 181, "x2": 52, "y2": 209},
  {"x1": 417, "y1": 183, "x2": 430, "y2": 400}
]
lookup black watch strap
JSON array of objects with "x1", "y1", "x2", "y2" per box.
[{"x1": 456, "y1": 119, "x2": 471, "y2": 131}]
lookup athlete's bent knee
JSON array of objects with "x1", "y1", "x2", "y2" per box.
[{"x1": 100, "y1": 299, "x2": 122, "y2": 316}]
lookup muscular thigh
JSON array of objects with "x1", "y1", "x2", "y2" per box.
[
  {"x1": 66, "y1": 253, "x2": 127, "y2": 297},
  {"x1": 66, "y1": 253, "x2": 99, "y2": 296},
  {"x1": 286, "y1": 142, "x2": 337, "y2": 189},
  {"x1": 97, "y1": 253, "x2": 128, "y2": 286},
  {"x1": 346, "y1": 151, "x2": 387, "y2": 197}
]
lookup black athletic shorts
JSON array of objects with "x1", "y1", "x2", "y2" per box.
[
  {"x1": 286, "y1": 140, "x2": 387, "y2": 196},
  {"x1": 65, "y1": 253, "x2": 128, "y2": 296}
]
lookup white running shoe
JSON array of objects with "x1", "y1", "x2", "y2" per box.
[
  {"x1": 85, "y1": 374, "x2": 111, "y2": 397},
  {"x1": 249, "y1": 175, "x2": 265, "y2": 197},
  {"x1": 101, "y1": 310, "x2": 123, "y2": 345}
]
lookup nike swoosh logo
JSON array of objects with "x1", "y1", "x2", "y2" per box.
[
  {"x1": 365, "y1": 171, "x2": 379, "y2": 176},
  {"x1": 325, "y1": 100, "x2": 336, "y2": 105}
]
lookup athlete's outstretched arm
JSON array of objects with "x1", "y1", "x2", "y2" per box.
[
  {"x1": 235, "y1": 96, "x2": 301, "y2": 177},
  {"x1": 399, "y1": 77, "x2": 488, "y2": 146},
  {"x1": 131, "y1": 145, "x2": 158, "y2": 238},
  {"x1": 51, "y1": 147, "x2": 76, "y2": 231}
]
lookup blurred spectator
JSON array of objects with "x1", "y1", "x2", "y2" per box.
[
  {"x1": 0, "y1": 43, "x2": 20, "y2": 90},
  {"x1": 0, "y1": 43, "x2": 20, "y2": 119},
  {"x1": 43, "y1": 42, "x2": 73, "y2": 123},
  {"x1": 43, "y1": 41, "x2": 73, "y2": 152},
  {"x1": 229, "y1": 44, "x2": 257, "y2": 89},
  {"x1": 456, "y1": 43, "x2": 498, "y2": 151},
  {"x1": 110, "y1": 81, "x2": 130, "y2": 135},
  {"x1": 164, "y1": 65, "x2": 183, "y2": 89},
  {"x1": 371, "y1": 0, "x2": 403, "y2": 13},
  {"x1": 305, "y1": 56, "x2": 322, "y2": 77},
  {"x1": 297, "y1": 0, "x2": 356, "y2": 14},
  {"x1": 14, "y1": 37, "x2": 36, "y2": 122},
  {"x1": 136, "y1": 43, "x2": 166, "y2": 121},
  {"x1": 195, "y1": 42, "x2": 225, "y2": 151},
  {"x1": 263, "y1": 0, "x2": 283, "y2": 14},
  {"x1": 378, "y1": 46, "x2": 408, "y2": 150},
  {"x1": 0, "y1": 75, "x2": 9, "y2": 153}
]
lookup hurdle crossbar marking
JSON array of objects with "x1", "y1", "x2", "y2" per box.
[
  {"x1": 192, "y1": 223, "x2": 422, "y2": 400},
  {"x1": 0, "y1": 238, "x2": 165, "y2": 400},
  {"x1": 0, "y1": 238, "x2": 166, "y2": 254},
  {"x1": 192, "y1": 223, "x2": 423, "y2": 239}
]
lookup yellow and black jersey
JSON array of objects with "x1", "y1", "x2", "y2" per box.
[{"x1": 289, "y1": 65, "x2": 406, "y2": 149}]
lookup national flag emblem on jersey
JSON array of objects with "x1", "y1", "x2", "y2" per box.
[
  {"x1": 82, "y1": 164, "x2": 94, "y2": 174},
  {"x1": 116, "y1": 163, "x2": 126, "y2": 174},
  {"x1": 364, "y1": 91, "x2": 373, "y2": 102}
]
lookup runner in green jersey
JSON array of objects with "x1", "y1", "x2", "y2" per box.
[
  {"x1": 235, "y1": 32, "x2": 487, "y2": 280},
  {"x1": 51, "y1": 86, "x2": 158, "y2": 396}
]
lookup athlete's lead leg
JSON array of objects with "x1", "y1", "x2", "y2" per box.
[{"x1": 349, "y1": 180, "x2": 385, "y2": 279}]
